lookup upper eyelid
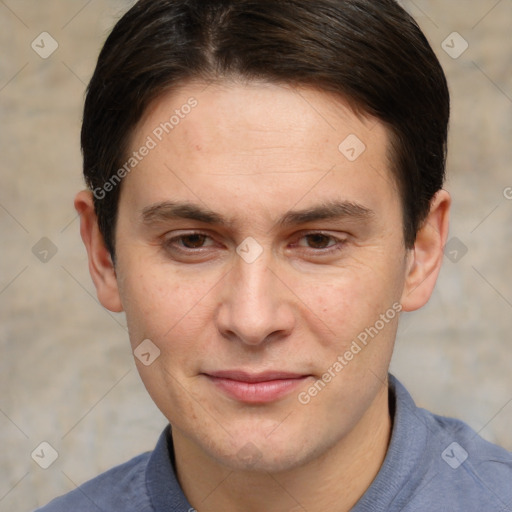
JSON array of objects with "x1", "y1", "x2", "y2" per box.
[
  {"x1": 291, "y1": 233, "x2": 347, "y2": 250},
  {"x1": 164, "y1": 232, "x2": 216, "y2": 246},
  {"x1": 162, "y1": 230, "x2": 214, "y2": 241},
  {"x1": 164, "y1": 229, "x2": 346, "y2": 239},
  {"x1": 291, "y1": 229, "x2": 348, "y2": 240},
  {"x1": 164, "y1": 230, "x2": 347, "y2": 249}
]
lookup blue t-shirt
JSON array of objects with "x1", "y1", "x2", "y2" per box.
[{"x1": 35, "y1": 375, "x2": 512, "y2": 511}]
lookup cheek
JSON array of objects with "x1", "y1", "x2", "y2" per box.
[
  {"x1": 289, "y1": 260, "x2": 402, "y2": 344},
  {"x1": 118, "y1": 266, "x2": 217, "y2": 412},
  {"x1": 118, "y1": 263, "x2": 215, "y2": 354}
]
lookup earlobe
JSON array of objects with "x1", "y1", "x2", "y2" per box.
[
  {"x1": 74, "y1": 190, "x2": 124, "y2": 313},
  {"x1": 400, "y1": 189, "x2": 451, "y2": 312}
]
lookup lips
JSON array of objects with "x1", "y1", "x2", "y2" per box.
[{"x1": 203, "y1": 370, "x2": 311, "y2": 403}]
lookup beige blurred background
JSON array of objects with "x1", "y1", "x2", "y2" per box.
[{"x1": 1, "y1": 1, "x2": 511, "y2": 510}]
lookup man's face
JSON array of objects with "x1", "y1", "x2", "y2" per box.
[{"x1": 113, "y1": 81, "x2": 411, "y2": 471}]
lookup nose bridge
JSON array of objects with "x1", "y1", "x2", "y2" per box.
[
  {"x1": 232, "y1": 254, "x2": 275, "y2": 316},
  {"x1": 217, "y1": 252, "x2": 294, "y2": 345}
]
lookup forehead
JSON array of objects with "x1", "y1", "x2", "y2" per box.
[{"x1": 122, "y1": 81, "x2": 399, "y2": 222}]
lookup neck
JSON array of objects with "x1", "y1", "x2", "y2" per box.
[{"x1": 173, "y1": 385, "x2": 391, "y2": 512}]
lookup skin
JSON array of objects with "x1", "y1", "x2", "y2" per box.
[{"x1": 76, "y1": 80, "x2": 450, "y2": 511}]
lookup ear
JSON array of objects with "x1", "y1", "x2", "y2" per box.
[
  {"x1": 74, "y1": 190, "x2": 123, "y2": 313},
  {"x1": 400, "y1": 189, "x2": 451, "y2": 312}
]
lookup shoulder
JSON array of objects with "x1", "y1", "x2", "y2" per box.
[
  {"x1": 431, "y1": 411, "x2": 512, "y2": 482},
  {"x1": 385, "y1": 376, "x2": 512, "y2": 510},
  {"x1": 34, "y1": 451, "x2": 153, "y2": 512},
  {"x1": 408, "y1": 399, "x2": 512, "y2": 508}
]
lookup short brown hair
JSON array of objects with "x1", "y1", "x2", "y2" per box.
[{"x1": 82, "y1": 0, "x2": 450, "y2": 257}]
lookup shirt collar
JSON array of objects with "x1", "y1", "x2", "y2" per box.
[
  {"x1": 145, "y1": 425, "x2": 194, "y2": 511},
  {"x1": 351, "y1": 374, "x2": 431, "y2": 511}
]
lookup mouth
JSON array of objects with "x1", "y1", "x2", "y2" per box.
[{"x1": 202, "y1": 370, "x2": 312, "y2": 404}]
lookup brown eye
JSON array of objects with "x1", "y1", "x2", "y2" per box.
[
  {"x1": 304, "y1": 234, "x2": 335, "y2": 249},
  {"x1": 180, "y1": 234, "x2": 208, "y2": 248}
]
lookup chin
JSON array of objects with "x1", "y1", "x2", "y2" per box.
[
  {"x1": 205, "y1": 427, "x2": 326, "y2": 474},
  {"x1": 221, "y1": 446, "x2": 307, "y2": 473}
]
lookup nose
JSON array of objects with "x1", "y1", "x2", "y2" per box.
[{"x1": 215, "y1": 254, "x2": 296, "y2": 347}]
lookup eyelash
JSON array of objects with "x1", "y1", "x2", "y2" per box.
[
  {"x1": 162, "y1": 231, "x2": 347, "y2": 257},
  {"x1": 291, "y1": 232, "x2": 346, "y2": 253},
  {"x1": 163, "y1": 232, "x2": 216, "y2": 252}
]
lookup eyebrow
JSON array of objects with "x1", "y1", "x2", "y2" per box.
[
  {"x1": 277, "y1": 200, "x2": 374, "y2": 226},
  {"x1": 141, "y1": 200, "x2": 374, "y2": 227},
  {"x1": 142, "y1": 201, "x2": 224, "y2": 225}
]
